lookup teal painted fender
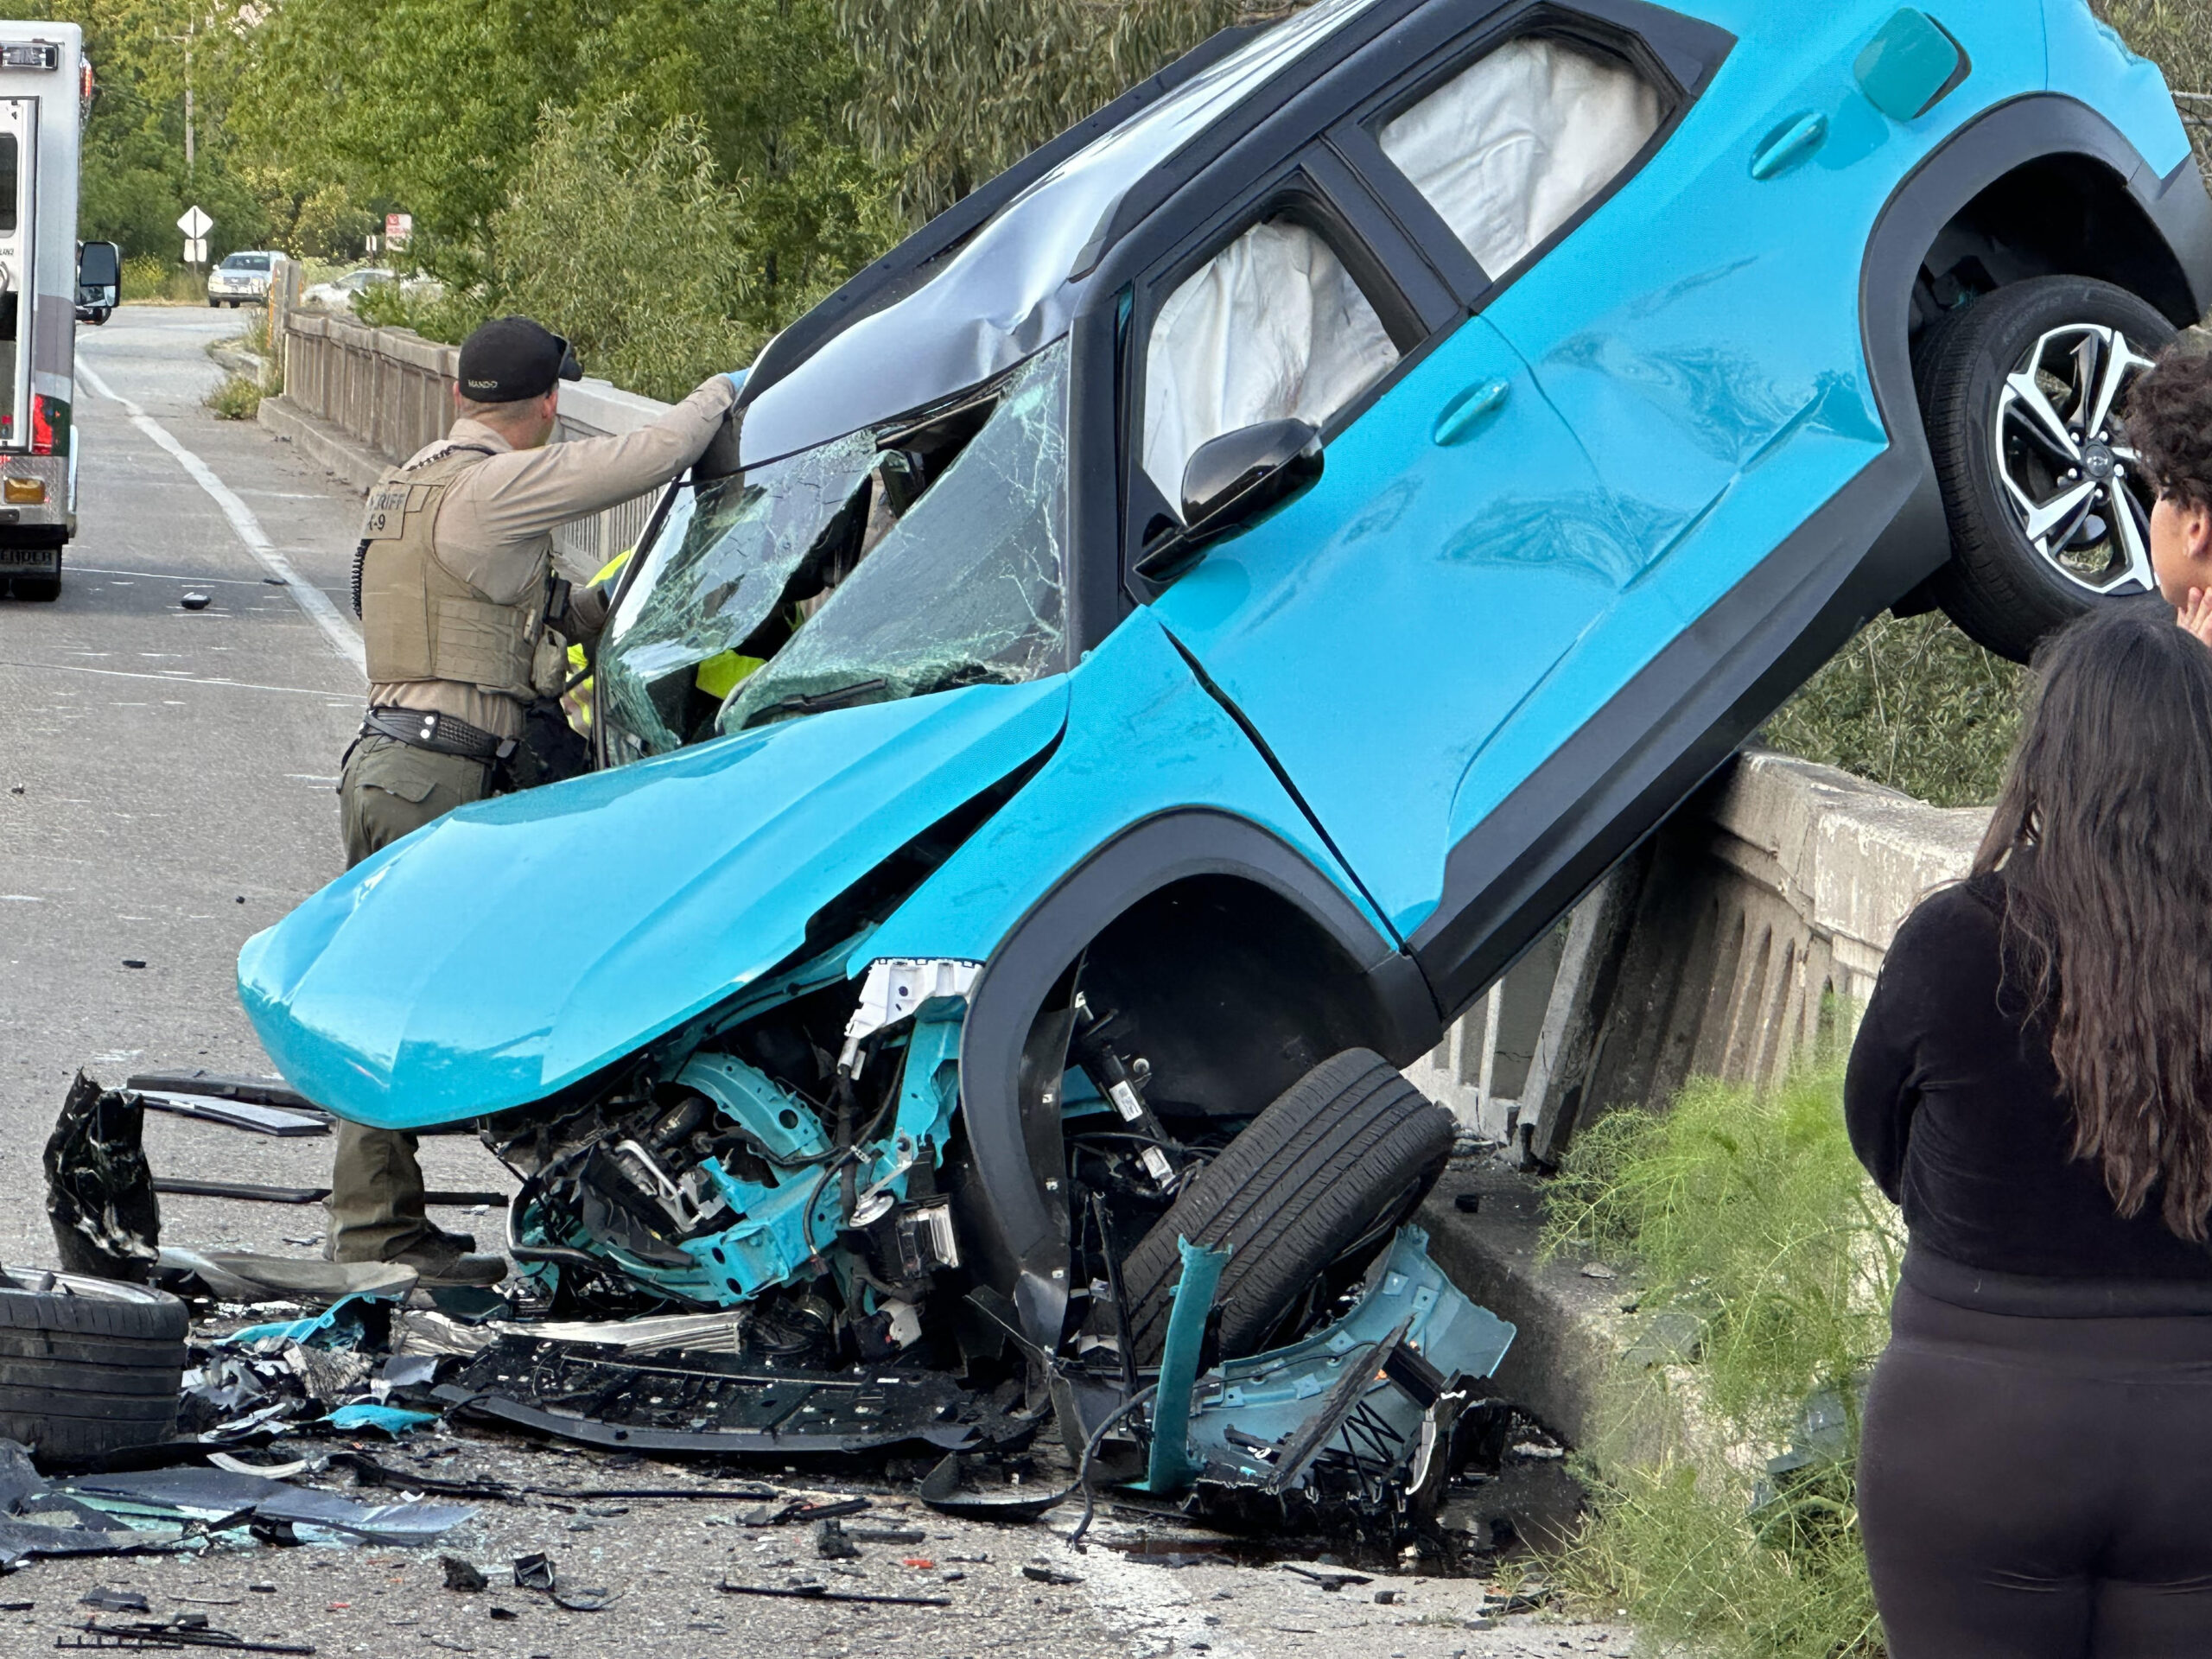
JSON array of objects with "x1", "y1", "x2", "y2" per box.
[
  {"x1": 236, "y1": 680, "x2": 1068, "y2": 1128},
  {"x1": 861, "y1": 607, "x2": 1385, "y2": 966},
  {"x1": 2044, "y1": 0, "x2": 2190, "y2": 176}
]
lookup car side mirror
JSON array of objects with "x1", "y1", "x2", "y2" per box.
[
  {"x1": 75, "y1": 240, "x2": 120, "y2": 323},
  {"x1": 1136, "y1": 418, "x2": 1323, "y2": 582}
]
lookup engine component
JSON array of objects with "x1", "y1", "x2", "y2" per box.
[
  {"x1": 839, "y1": 958, "x2": 982, "y2": 1072},
  {"x1": 1070, "y1": 993, "x2": 1178, "y2": 1190},
  {"x1": 675, "y1": 1053, "x2": 831, "y2": 1165}
]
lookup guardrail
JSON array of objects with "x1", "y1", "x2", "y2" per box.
[
  {"x1": 261, "y1": 262, "x2": 673, "y2": 572},
  {"x1": 1405, "y1": 748, "x2": 1990, "y2": 1161}
]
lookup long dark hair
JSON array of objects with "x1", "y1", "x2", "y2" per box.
[{"x1": 1974, "y1": 605, "x2": 2212, "y2": 1240}]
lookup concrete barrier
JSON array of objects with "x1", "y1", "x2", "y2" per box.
[
  {"x1": 1406, "y1": 748, "x2": 1991, "y2": 1163},
  {"x1": 1408, "y1": 748, "x2": 1989, "y2": 1445},
  {"x1": 258, "y1": 264, "x2": 675, "y2": 574}
]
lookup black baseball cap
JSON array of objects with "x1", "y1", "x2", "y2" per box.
[{"x1": 457, "y1": 316, "x2": 583, "y2": 403}]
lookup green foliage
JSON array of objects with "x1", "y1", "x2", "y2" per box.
[
  {"x1": 486, "y1": 105, "x2": 844, "y2": 402},
  {"x1": 119, "y1": 251, "x2": 201, "y2": 304},
  {"x1": 1545, "y1": 1067, "x2": 1902, "y2": 1658},
  {"x1": 22, "y1": 0, "x2": 272, "y2": 259},
  {"x1": 1761, "y1": 613, "x2": 2025, "y2": 808},
  {"x1": 832, "y1": 0, "x2": 1258, "y2": 219},
  {"x1": 205, "y1": 371, "x2": 262, "y2": 420},
  {"x1": 226, "y1": 0, "x2": 896, "y2": 305}
]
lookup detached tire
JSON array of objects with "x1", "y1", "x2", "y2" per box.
[
  {"x1": 1920, "y1": 275, "x2": 2175, "y2": 662},
  {"x1": 0, "y1": 1269, "x2": 186, "y2": 1461},
  {"x1": 1119, "y1": 1050, "x2": 1455, "y2": 1363}
]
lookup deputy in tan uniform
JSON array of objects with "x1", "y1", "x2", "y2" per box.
[{"x1": 334, "y1": 315, "x2": 739, "y2": 1286}]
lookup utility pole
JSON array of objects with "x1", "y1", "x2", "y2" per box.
[
  {"x1": 182, "y1": 12, "x2": 194, "y2": 187},
  {"x1": 162, "y1": 10, "x2": 196, "y2": 188}
]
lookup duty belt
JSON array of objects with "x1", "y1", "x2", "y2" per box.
[{"x1": 360, "y1": 705, "x2": 517, "y2": 762}]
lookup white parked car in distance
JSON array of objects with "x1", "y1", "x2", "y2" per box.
[
  {"x1": 302, "y1": 267, "x2": 393, "y2": 311},
  {"x1": 207, "y1": 251, "x2": 277, "y2": 308},
  {"x1": 300, "y1": 267, "x2": 443, "y2": 315}
]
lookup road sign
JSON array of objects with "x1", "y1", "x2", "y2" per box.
[
  {"x1": 176, "y1": 205, "x2": 212, "y2": 239},
  {"x1": 385, "y1": 213, "x2": 412, "y2": 249},
  {"x1": 182, "y1": 235, "x2": 207, "y2": 264}
]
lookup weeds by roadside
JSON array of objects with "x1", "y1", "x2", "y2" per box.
[
  {"x1": 1544, "y1": 1066, "x2": 1903, "y2": 1657},
  {"x1": 1763, "y1": 612, "x2": 2024, "y2": 808},
  {"x1": 205, "y1": 373, "x2": 264, "y2": 421},
  {"x1": 120, "y1": 255, "x2": 211, "y2": 306}
]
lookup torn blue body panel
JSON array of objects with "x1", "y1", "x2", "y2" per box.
[{"x1": 1174, "y1": 1225, "x2": 1513, "y2": 1495}]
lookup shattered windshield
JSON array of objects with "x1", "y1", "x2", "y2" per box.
[{"x1": 599, "y1": 338, "x2": 1071, "y2": 759}]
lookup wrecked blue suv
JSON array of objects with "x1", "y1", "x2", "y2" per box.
[{"x1": 240, "y1": 0, "x2": 2212, "y2": 1502}]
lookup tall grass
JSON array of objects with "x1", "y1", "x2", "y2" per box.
[
  {"x1": 119, "y1": 254, "x2": 212, "y2": 306},
  {"x1": 1762, "y1": 613, "x2": 2025, "y2": 808},
  {"x1": 1546, "y1": 1067, "x2": 1904, "y2": 1658}
]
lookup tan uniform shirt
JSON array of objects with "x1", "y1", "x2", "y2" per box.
[{"x1": 369, "y1": 374, "x2": 737, "y2": 739}]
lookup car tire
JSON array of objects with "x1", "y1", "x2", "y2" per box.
[
  {"x1": 1919, "y1": 275, "x2": 2177, "y2": 662},
  {"x1": 1117, "y1": 1049, "x2": 1456, "y2": 1363},
  {"x1": 0, "y1": 1269, "x2": 187, "y2": 1461},
  {"x1": 11, "y1": 571, "x2": 58, "y2": 601}
]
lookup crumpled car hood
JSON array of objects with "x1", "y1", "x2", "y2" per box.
[{"x1": 238, "y1": 682, "x2": 1069, "y2": 1130}]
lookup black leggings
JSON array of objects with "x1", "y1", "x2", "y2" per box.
[{"x1": 1859, "y1": 1281, "x2": 2212, "y2": 1657}]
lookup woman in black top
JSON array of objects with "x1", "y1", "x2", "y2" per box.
[{"x1": 1847, "y1": 607, "x2": 2212, "y2": 1658}]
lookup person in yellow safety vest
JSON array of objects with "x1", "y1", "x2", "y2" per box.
[{"x1": 564, "y1": 546, "x2": 788, "y2": 742}]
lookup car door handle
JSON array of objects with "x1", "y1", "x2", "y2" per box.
[
  {"x1": 1750, "y1": 112, "x2": 1828, "y2": 180},
  {"x1": 1432, "y1": 378, "x2": 1512, "y2": 447}
]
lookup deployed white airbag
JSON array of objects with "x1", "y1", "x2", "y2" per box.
[
  {"x1": 1378, "y1": 35, "x2": 1660, "y2": 277},
  {"x1": 1142, "y1": 219, "x2": 1398, "y2": 512}
]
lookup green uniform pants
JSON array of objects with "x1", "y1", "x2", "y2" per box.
[{"x1": 329, "y1": 734, "x2": 494, "y2": 1262}]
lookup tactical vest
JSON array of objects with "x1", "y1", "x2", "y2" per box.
[{"x1": 353, "y1": 444, "x2": 550, "y2": 701}]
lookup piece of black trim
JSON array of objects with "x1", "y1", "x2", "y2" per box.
[
  {"x1": 956, "y1": 807, "x2": 1437, "y2": 1351},
  {"x1": 433, "y1": 1386, "x2": 976, "y2": 1456},
  {"x1": 125, "y1": 1072, "x2": 326, "y2": 1115},
  {"x1": 1406, "y1": 93, "x2": 2212, "y2": 1016},
  {"x1": 137, "y1": 1095, "x2": 329, "y2": 1138}
]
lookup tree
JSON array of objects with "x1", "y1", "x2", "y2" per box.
[
  {"x1": 227, "y1": 0, "x2": 897, "y2": 296},
  {"x1": 831, "y1": 0, "x2": 1264, "y2": 219},
  {"x1": 29, "y1": 0, "x2": 272, "y2": 260}
]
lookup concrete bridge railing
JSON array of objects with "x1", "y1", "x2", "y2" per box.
[
  {"x1": 259, "y1": 264, "x2": 672, "y2": 574},
  {"x1": 1404, "y1": 748, "x2": 1991, "y2": 1162}
]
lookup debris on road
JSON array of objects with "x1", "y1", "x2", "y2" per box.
[
  {"x1": 716, "y1": 1580, "x2": 952, "y2": 1608},
  {"x1": 440, "y1": 1556, "x2": 486, "y2": 1592},
  {"x1": 64, "y1": 1618, "x2": 316, "y2": 1654}
]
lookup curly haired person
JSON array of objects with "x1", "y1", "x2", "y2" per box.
[{"x1": 2120, "y1": 345, "x2": 2212, "y2": 641}]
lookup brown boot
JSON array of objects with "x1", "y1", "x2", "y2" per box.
[{"x1": 388, "y1": 1230, "x2": 506, "y2": 1288}]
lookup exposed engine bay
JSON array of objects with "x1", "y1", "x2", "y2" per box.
[{"x1": 474, "y1": 938, "x2": 1516, "y2": 1525}]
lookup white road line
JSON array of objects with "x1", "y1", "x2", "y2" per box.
[
  {"x1": 74, "y1": 357, "x2": 366, "y2": 677},
  {"x1": 0, "y1": 657, "x2": 345, "y2": 698},
  {"x1": 70, "y1": 563, "x2": 294, "y2": 588}
]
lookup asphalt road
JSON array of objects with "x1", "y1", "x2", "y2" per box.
[{"x1": 0, "y1": 308, "x2": 1626, "y2": 1658}]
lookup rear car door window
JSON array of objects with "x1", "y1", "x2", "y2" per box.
[
  {"x1": 1141, "y1": 216, "x2": 1399, "y2": 513},
  {"x1": 1376, "y1": 35, "x2": 1660, "y2": 280}
]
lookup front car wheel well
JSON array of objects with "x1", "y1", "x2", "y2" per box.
[
  {"x1": 1073, "y1": 873, "x2": 1414, "y2": 1122},
  {"x1": 1912, "y1": 150, "x2": 2197, "y2": 342}
]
